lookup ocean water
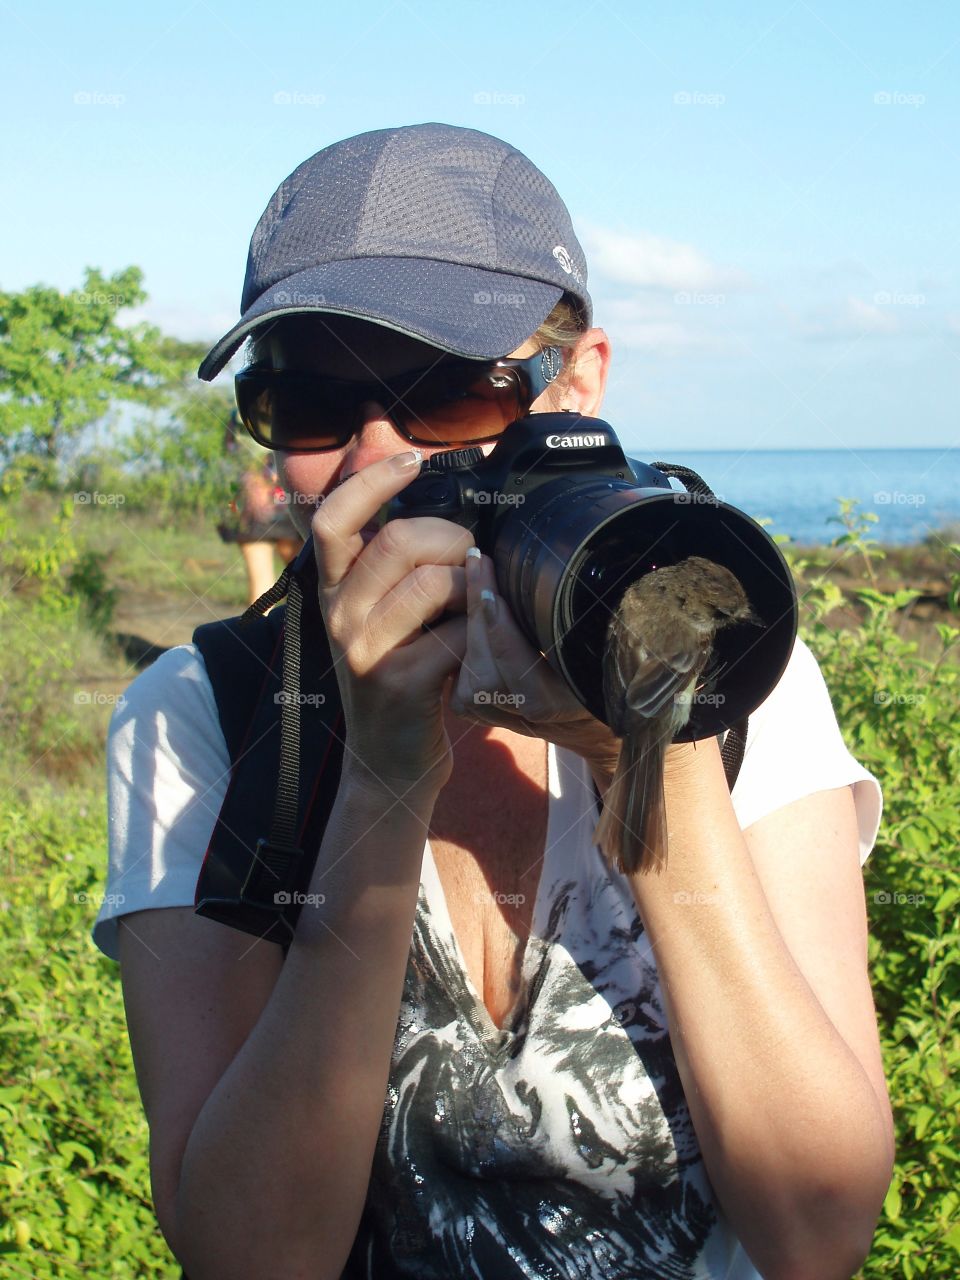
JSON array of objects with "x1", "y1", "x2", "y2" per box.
[{"x1": 625, "y1": 448, "x2": 960, "y2": 546}]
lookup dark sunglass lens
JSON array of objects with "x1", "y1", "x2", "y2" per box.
[
  {"x1": 236, "y1": 378, "x2": 275, "y2": 447},
  {"x1": 239, "y1": 373, "x2": 351, "y2": 451},
  {"x1": 396, "y1": 366, "x2": 521, "y2": 443}
]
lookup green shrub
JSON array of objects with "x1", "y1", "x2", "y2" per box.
[
  {"x1": 0, "y1": 485, "x2": 177, "y2": 1274},
  {"x1": 782, "y1": 504, "x2": 960, "y2": 1277},
  {"x1": 66, "y1": 549, "x2": 118, "y2": 635},
  {"x1": 0, "y1": 494, "x2": 956, "y2": 1276},
  {"x1": 0, "y1": 488, "x2": 120, "y2": 788},
  {"x1": 0, "y1": 790, "x2": 179, "y2": 1278}
]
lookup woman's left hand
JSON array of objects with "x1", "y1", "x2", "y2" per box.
[{"x1": 449, "y1": 548, "x2": 621, "y2": 783}]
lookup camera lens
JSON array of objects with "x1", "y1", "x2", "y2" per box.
[{"x1": 492, "y1": 478, "x2": 797, "y2": 737}]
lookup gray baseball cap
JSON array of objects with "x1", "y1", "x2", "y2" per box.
[{"x1": 198, "y1": 122, "x2": 592, "y2": 381}]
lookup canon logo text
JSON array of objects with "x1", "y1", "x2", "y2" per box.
[{"x1": 545, "y1": 432, "x2": 605, "y2": 448}]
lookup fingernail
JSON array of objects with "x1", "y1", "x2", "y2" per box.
[
  {"x1": 466, "y1": 546, "x2": 482, "y2": 563},
  {"x1": 480, "y1": 588, "x2": 497, "y2": 625},
  {"x1": 391, "y1": 449, "x2": 423, "y2": 471}
]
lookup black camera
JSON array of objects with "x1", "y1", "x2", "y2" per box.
[{"x1": 381, "y1": 413, "x2": 797, "y2": 740}]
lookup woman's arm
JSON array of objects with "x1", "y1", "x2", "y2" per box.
[
  {"x1": 444, "y1": 547, "x2": 892, "y2": 1275},
  {"x1": 174, "y1": 453, "x2": 475, "y2": 1280},
  {"x1": 174, "y1": 769, "x2": 441, "y2": 1280},
  {"x1": 627, "y1": 738, "x2": 894, "y2": 1280}
]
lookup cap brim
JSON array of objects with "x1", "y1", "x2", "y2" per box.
[{"x1": 197, "y1": 258, "x2": 564, "y2": 381}]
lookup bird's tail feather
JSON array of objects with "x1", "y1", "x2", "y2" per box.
[{"x1": 594, "y1": 731, "x2": 669, "y2": 875}]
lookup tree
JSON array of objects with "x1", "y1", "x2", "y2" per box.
[
  {"x1": 121, "y1": 380, "x2": 240, "y2": 518},
  {"x1": 0, "y1": 266, "x2": 198, "y2": 475},
  {"x1": 113, "y1": 328, "x2": 241, "y2": 517}
]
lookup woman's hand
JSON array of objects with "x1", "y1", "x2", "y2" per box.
[
  {"x1": 311, "y1": 452, "x2": 474, "y2": 796},
  {"x1": 448, "y1": 549, "x2": 621, "y2": 785}
]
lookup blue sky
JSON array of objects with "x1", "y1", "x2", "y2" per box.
[{"x1": 2, "y1": 0, "x2": 958, "y2": 449}]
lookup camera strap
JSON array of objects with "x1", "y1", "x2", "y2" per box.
[
  {"x1": 652, "y1": 460, "x2": 750, "y2": 792},
  {"x1": 193, "y1": 541, "x2": 345, "y2": 947}
]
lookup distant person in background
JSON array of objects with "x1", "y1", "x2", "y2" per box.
[{"x1": 218, "y1": 410, "x2": 301, "y2": 603}]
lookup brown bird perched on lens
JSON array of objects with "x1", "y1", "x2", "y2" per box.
[{"x1": 595, "y1": 556, "x2": 759, "y2": 875}]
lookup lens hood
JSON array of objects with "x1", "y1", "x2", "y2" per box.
[{"x1": 487, "y1": 424, "x2": 798, "y2": 739}]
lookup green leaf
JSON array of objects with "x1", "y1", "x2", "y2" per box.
[
  {"x1": 58, "y1": 1140, "x2": 96, "y2": 1168},
  {"x1": 0, "y1": 267, "x2": 199, "y2": 468},
  {"x1": 62, "y1": 1178, "x2": 97, "y2": 1221},
  {"x1": 914, "y1": 1106, "x2": 936, "y2": 1140},
  {"x1": 885, "y1": 1179, "x2": 903, "y2": 1221},
  {"x1": 33, "y1": 1076, "x2": 66, "y2": 1106},
  {"x1": 933, "y1": 887, "x2": 960, "y2": 914}
]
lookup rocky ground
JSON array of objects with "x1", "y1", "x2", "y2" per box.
[
  {"x1": 790, "y1": 540, "x2": 958, "y2": 659},
  {"x1": 101, "y1": 542, "x2": 959, "y2": 681}
]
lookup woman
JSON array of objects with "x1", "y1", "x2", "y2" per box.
[
  {"x1": 218, "y1": 410, "x2": 302, "y2": 604},
  {"x1": 94, "y1": 124, "x2": 893, "y2": 1280}
]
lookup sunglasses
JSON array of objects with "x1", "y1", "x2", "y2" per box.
[{"x1": 234, "y1": 347, "x2": 562, "y2": 452}]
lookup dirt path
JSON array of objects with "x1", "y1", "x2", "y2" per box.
[
  {"x1": 72, "y1": 589, "x2": 245, "y2": 701},
  {"x1": 111, "y1": 588, "x2": 242, "y2": 663}
]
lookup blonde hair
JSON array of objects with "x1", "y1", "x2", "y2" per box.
[
  {"x1": 531, "y1": 297, "x2": 587, "y2": 399},
  {"x1": 532, "y1": 296, "x2": 587, "y2": 352}
]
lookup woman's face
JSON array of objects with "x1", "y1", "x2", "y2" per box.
[{"x1": 263, "y1": 315, "x2": 565, "y2": 539}]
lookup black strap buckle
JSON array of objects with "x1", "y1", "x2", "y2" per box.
[{"x1": 240, "y1": 839, "x2": 304, "y2": 913}]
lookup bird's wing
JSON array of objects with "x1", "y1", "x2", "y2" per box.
[
  {"x1": 603, "y1": 607, "x2": 705, "y2": 726},
  {"x1": 623, "y1": 653, "x2": 695, "y2": 720},
  {"x1": 609, "y1": 622, "x2": 686, "y2": 727}
]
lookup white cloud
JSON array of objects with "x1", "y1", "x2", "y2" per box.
[
  {"x1": 847, "y1": 296, "x2": 899, "y2": 334},
  {"x1": 580, "y1": 221, "x2": 750, "y2": 292},
  {"x1": 796, "y1": 295, "x2": 899, "y2": 340},
  {"x1": 598, "y1": 296, "x2": 728, "y2": 355}
]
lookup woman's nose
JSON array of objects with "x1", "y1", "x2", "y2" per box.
[{"x1": 339, "y1": 402, "x2": 422, "y2": 478}]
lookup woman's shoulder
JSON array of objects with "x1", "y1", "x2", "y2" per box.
[
  {"x1": 733, "y1": 635, "x2": 882, "y2": 859},
  {"x1": 96, "y1": 644, "x2": 232, "y2": 962},
  {"x1": 113, "y1": 642, "x2": 214, "y2": 720},
  {"x1": 740, "y1": 634, "x2": 838, "y2": 742},
  {"x1": 758, "y1": 632, "x2": 823, "y2": 697},
  {"x1": 109, "y1": 643, "x2": 226, "y2": 777}
]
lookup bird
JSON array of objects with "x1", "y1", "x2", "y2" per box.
[{"x1": 594, "y1": 556, "x2": 759, "y2": 875}]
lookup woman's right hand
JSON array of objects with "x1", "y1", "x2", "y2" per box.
[{"x1": 310, "y1": 451, "x2": 474, "y2": 797}]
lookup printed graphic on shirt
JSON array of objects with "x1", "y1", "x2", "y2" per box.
[{"x1": 344, "y1": 861, "x2": 724, "y2": 1280}]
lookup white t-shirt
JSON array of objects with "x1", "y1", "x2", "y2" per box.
[
  {"x1": 93, "y1": 634, "x2": 880, "y2": 963},
  {"x1": 92, "y1": 636, "x2": 881, "y2": 1280}
]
